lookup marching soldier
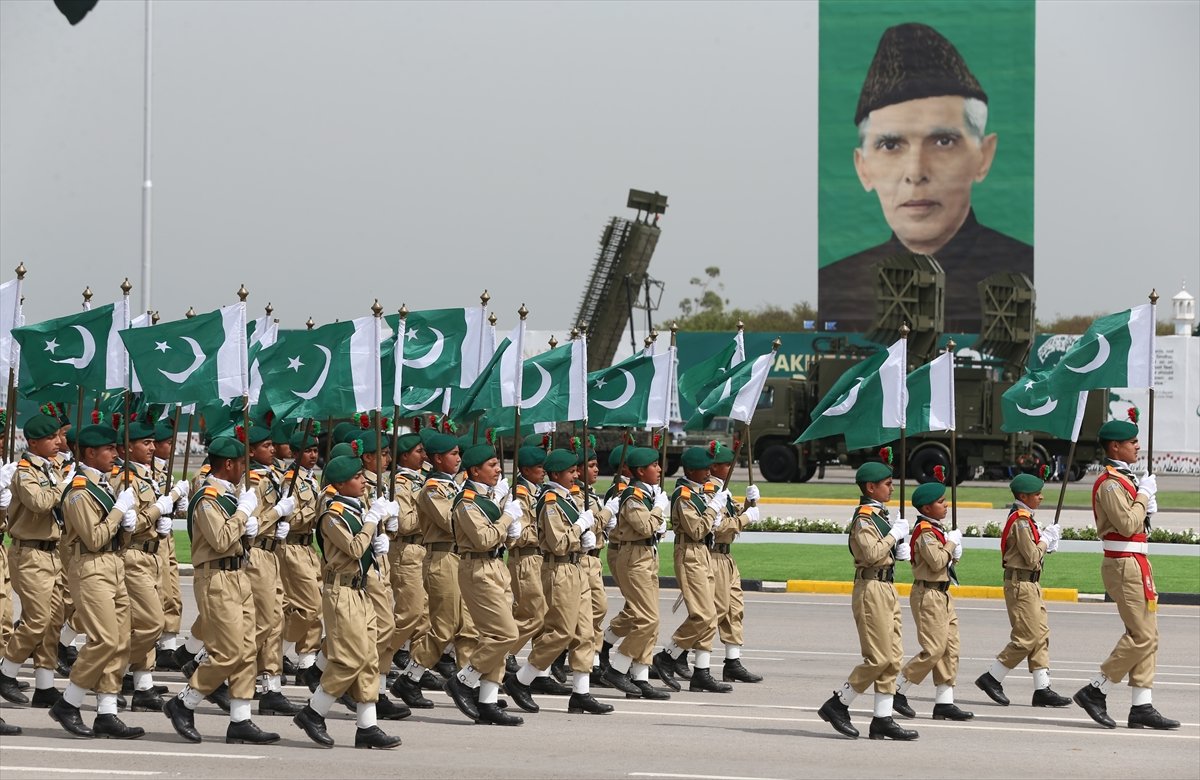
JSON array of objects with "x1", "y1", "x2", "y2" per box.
[
  {"x1": 48, "y1": 424, "x2": 144, "y2": 739},
  {"x1": 817, "y1": 461, "x2": 917, "y2": 741},
  {"x1": 653, "y1": 446, "x2": 732, "y2": 694},
  {"x1": 279, "y1": 428, "x2": 324, "y2": 684},
  {"x1": 599, "y1": 444, "x2": 633, "y2": 677},
  {"x1": 442, "y1": 444, "x2": 525, "y2": 726},
  {"x1": 505, "y1": 444, "x2": 547, "y2": 676},
  {"x1": 151, "y1": 420, "x2": 186, "y2": 672},
  {"x1": 706, "y1": 442, "x2": 763, "y2": 683},
  {"x1": 601, "y1": 446, "x2": 672, "y2": 700},
  {"x1": 975, "y1": 473, "x2": 1071, "y2": 708},
  {"x1": 0, "y1": 412, "x2": 72, "y2": 708},
  {"x1": 162, "y1": 435, "x2": 280, "y2": 745},
  {"x1": 292, "y1": 456, "x2": 403, "y2": 749},
  {"x1": 892, "y1": 481, "x2": 972, "y2": 721},
  {"x1": 1074, "y1": 419, "x2": 1179, "y2": 730},
  {"x1": 571, "y1": 443, "x2": 620, "y2": 688},
  {"x1": 0, "y1": 416, "x2": 23, "y2": 736},
  {"x1": 387, "y1": 433, "x2": 435, "y2": 709}
]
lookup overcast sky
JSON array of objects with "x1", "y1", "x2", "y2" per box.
[{"x1": 2, "y1": 0, "x2": 1197, "y2": 337}]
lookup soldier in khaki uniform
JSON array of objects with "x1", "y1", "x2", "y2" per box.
[
  {"x1": 601, "y1": 447, "x2": 672, "y2": 700},
  {"x1": 1075, "y1": 419, "x2": 1179, "y2": 730},
  {"x1": 817, "y1": 461, "x2": 917, "y2": 741},
  {"x1": 504, "y1": 445, "x2": 547, "y2": 675},
  {"x1": 0, "y1": 420, "x2": 20, "y2": 736},
  {"x1": 115, "y1": 419, "x2": 189, "y2": 712},
  {"x1": 151, "y1": 421, "x2": 185, "y2": 671},
  {"x1": 975, "y1": 473, "x2": 1071, "y2": 708},
  {"x1": 706, "y1": 442, "x2": 763, "y2": 683},
  {"x1": 387, "y1": 433, "x2": 434, "y2": 709},
  {"x1": 292, "y1": 456, "x2": 402, "y2": 749},
  {"x1": 279, "y1": 428, "x2": 323, "y2": 681},
  {"x1": 571, "y1": 445, "x2": 620, "y2": 688},
  {"x1": 48, "y1": 424, "x2": 144, "y2": 739},
  {"x1": 441, "y1": 444, "x2": 525, "y2": 726},
  {"x1": 0, "y1": 412, "x2": 71, "y2": 708},
  {"x1": 52, "y1": 412, "x2": 81, "y2": 677},
  {"x1": 891, "y1": 482, "x2": 972, "y2": 721},
  {"x1": 162, "y1": 436, "x2": 279, "y2": 745},
  {"x1": 599, "y1": 444, "x2": 632, "y2": 677}
]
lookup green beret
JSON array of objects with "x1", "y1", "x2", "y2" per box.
[
  {"x1": 395, "y1": 433, "x2": 422, "y2": 453},
  {"x1": 332, "y1": 422, "x2": 358, "y2": 445},
  {"x1": 855, "y1": 22, "x2": 986, "y2": 126},
  {"x1": 523, "y1": 433, "x2": 550, "y2": 449},
  {"x1": 291, "y1": 428, "x2": 319, "y2": 450},
  {"x1": 1098, "y1": 419, "x2": 1139, "y2": 443},
  {"x1": 575, "y1": 449, "x2": 597, "y2": 466},
  {"x1": 358, "y1": 434, "x2": 391, "y2": 455},
  {"x1": 207, "y1": 436, "x2": 245, "y2": 460},
  {"x1": 423, "y1": 433, "x2": 458, "y2": 456},
  {"x1": 626, "y1": 447, "x2": 660, "y2": 470},
  {"x1": 608, "y1": 444, "x2": 629, "y2": 470},
  {"x1": 911, "y1": 482, "x2": 946, "y2": 509},
  {"x1": 324, "y1": 455, "x2": 363, "y2": 485},
  {"x1": 418, "y1": 427, "x2": 439, "y2": 445},
  {"x1": 517, "y1": 446, "x2": 546, "y2": 468},
  {"x1": 77, "y1": 424, "x2": 118, "y2": 449},
  {"x1": 247, "y1": 424, "x2": 272, "y2": 445},
  {"x1": 709, "y1": 441, "x2": 736, "y2": 465},
  {"x1": 153, "y1": 422, "x2": 174, "y2": 442},
  {"x1": 855, "y1": 461, "x2": 892, "y2": 485},
  {"x1": 23, "y1": 414, "x2": 62, "y2": 440},
  {"x1": 461, "y1": 444, "x2": 497, "y2": 469},
  {"x1": 65, "y1": 427, "x2": 78, "y2": 445},
  {"x1": 544, "y1": 449, "x2": 578, "y2": 473},
  {"x1": 680, "y1": 447, "x2": 714, "y2": 471},
  {"x1": 120, "y1": 420, "x2": 157, "y2": 441},
  {"x1": 271, "y1": 419, "x2": 297, "y2": 444},
  {"x1": 1010, "y1": 473, "x2": 1044, "y2": 496},
  {"x1": 328, "y1": 442, "x2": 355, "y2": 460}
]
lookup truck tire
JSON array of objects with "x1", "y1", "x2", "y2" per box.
[
  {"x1": 909, "y1": 443, "x2": 952, "y2": 484},
  {"x1": 760, "y1": 444, "x2": 798, "y2": 483},
  {"x1": 794, "y1": 460, "x2": 816, "y2": 483}
]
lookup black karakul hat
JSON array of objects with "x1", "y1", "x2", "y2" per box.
[{"x1": 855, "y1": 22, "x2": 987, "y2": 125}]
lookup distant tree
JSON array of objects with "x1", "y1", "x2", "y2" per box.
[
  {"x1": 677, "y1": 266, "x2": 726, "y2": 319},
  {"x1": 1038, "y1": 313, "x2": 1175, "y2": 336}
]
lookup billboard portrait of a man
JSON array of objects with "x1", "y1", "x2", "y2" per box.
[{"x1": 818, "y1": 5, "x2": 1035, "y2": 335}]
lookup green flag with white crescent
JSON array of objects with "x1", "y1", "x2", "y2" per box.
[
  {"x1": 12, "y1": 303, "x2": 126, "y2": 394},
  {"x1": 383, "y1": 307, "x2": 488, "y2": 391},
  {"x1": 119, "y1": 304, "x2": 248, "y2": 404},
  {"x1": 1002, "y1": 369, "x2": 1088, "y2": 441},
  {"x1": 1047, "y1": 304, "x2": 1155, "y2": 392},
  {"x1": 587, "y1": 350, "x2": 672, "y2": 428},
  {"x1": 793, "y1": 339, "x2": 907, "y2": 449},
  {"x1": 258, "y1": 317, "x2": 382, "y2": 420},
  {"x1": 866, "y1": 351, "x2": 957, "y2": 444},
  {"x1": 456, "y1": 332, "x2": 587, "y2": 426},
  {"x1": 684, "y1": 349, "x2": 774, "y2": 431},
  {"x1": 677, "y1": 331, "x2": 743, "y2": 406}
]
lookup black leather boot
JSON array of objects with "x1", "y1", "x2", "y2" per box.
[
  {"x1": 226, "y1": 718, "x2": 280, "y2": 745},
  {"x1": 32, "y1": 686, "x2": 61, "y2": 708},
  {"x1": 975, "y1": 672, "x2": 1009, "y2": 706},
  {"x1": 419, "y1": 671, "x2": 444, "y2": 691},
  {"x1": 163, "y1": 696, "x2": 201, "y2": 743},
  {"x1": 503, "y1": 672, "x2": 540, "y2": 713},
  {"x1": 651, "y1": 651, "x2": 681, "y2": 692},
  {"x1": 550, "y1": 651, "x2": 569, "y2": 683},
  {"x1": 818, "y1": 694, "x2": 858, "y2": 739},
  {"x1": 1032, "y1": 687, "x2": 1071, "y2": 707},
  {"x1": 505, "y1": 655, "x2": 519, "y2": 675},
  {"x1": 892, "y1": 692, "x2": 917, "y2": 718},
  {"x1": 529, "y1": 675, "x2": 571, "y2": 696},
  {"x1": 49, "y1": 696, "x2": 94, "y2": 738},
  {"x1": 122, "y1": 674, "x2": 134, "y2": 695},
  {"x1": 131, "y1": 688, "x2": 165, "y2": 712},
  {"x1": 156, "y1": 647, "x2": 182, "y2": 671},
  {"x1": 93, "y1": 713, "x2": 145, "y2": 739},
  {"x1": 869, "y1": 716, "x2": 919, "y2": 740},
  {"x1": 0, "y1": 672, "x2": 29, "y2": 705},
  {"x1": 376, "y1": 693, "x2": 411, "y2": 721},
  {"x1": 628, "y1": 679, "x2": 670, "y2": 700},
  {"x1": 282, "y1": 656, "x2": 298, "y2": 677},
  {"x1": 205, "y1": 682, "x2": 231, "y2": 713},
  {"x1": 688, "y1": 667, "x2": 732, "y2": 693},
  {"x1": 355, "y1": 725, "x2": 402, "y2": 748},
  {"x1": 590, "y1": 668, "x2": 612, "y2": 688},
  {"x1": 299, "y1": 665, "x2": 322, "y2": 693},
  {"x1": 602, "y1": 667, "x2": 641, "y2": 696},
  {"x1": 258, "y1": 690, "x2": 301, "y2": 716},
  {"x1": 1128, "y1": 704, "x2": 1181, "y2": 730},
  {"x1": 568, "y1": 692, "x2": 614, "y2": 714},
  {"x1": 722, "y1": 658, "x2": 762, "y2": 683},
  {"x1": 445, "y1": 675, "x2": 480, "y2": 721},
  {"x1": 1073, "y1": 685, "x2": 1116, "y2": 728},
  {"x1": 673, "y1": 652, "x2": 692, "y2": 680},
  {"x1": 475, "y1": 701, "x2": 523, "y2": 726},
  {"x1": 932, "y1": 703, "x2": 974, "y2": 721},
  {"x1": 392, "y1": 648, "x2": 411, "y2": 671},
  {"x1": 293, "y1": 704, "x2": 333, "y2": 747},
  {"x1": 599, "y1": 641, "x2": 611, "y2": 669},
  {"x1": 433, "y1": 653, "x2": 457, "y2": 681},
  {"x1": 172, "y1": 645, "x2": 196, "y2": 671},
  {"x1": 390, "y1": 674, "x2": 434, "y2": 709},
  {"x1": 0, "y1": 717, "x2": 21, "y2": 736}
]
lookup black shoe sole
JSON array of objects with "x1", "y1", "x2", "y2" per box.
[
  {"x1": 49, "y1": 710, "x2": 93, "y2": 738},
  {"x1": 95, "y1": 729, "x2": 146, "y2": 739},
  {"x1": 869, "y1": 732, "x2": 919, "y2": 740},
  {"x1": 227, "y1": 735, "x2": 281, "y2": 745},
  {"x1": 817, "y1": 709, "x2": 858, "y2": 739}
]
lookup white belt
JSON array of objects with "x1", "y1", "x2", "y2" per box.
[{"x1": 1102, "y1": 540, "x2": 1149, "y2": 554}]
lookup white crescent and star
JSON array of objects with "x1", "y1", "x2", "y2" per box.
[
  {"x1": 292, "y1": 345, "x2": 332, "y2": 400},
  {"x1": 402, "y1": 387, "x2": 444, "y2": 412},
  {"x1": 823, "y1": 378, "x2": 865, "y2": 417},
  {"x1": 50, "y1": 325, "x2": 96, "y2": 369},
  {"x1": 594, "y1": 369, "x2": 636, "y2": 409},
  {"x1": 522, "y1": 364, "x2": 552, "y2": 408},
  {"x1": 697, "y1": 378, "x2": 733, "y2": 415},
  {"x1": 1016, "y1": 397, "x2": 1059, "y2": 416},
  {"x1": 158, "y1": 336, "x2": 206, "y2": 384},
  {"x1": 1066, "y1": 334, "x2": 1110, "y2": 374},
  {"x1": 403, "y1": 327, "x2": 444, "y2": 370}
]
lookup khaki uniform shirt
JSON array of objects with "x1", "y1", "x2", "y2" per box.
[
  {"x1": 391, "y1": 468, "x2": 423, "y2": 540},
  {"x1": 509, "y1": 475, "x2": 542, "y2": 549},
  {"x1": 849, "y1": 500, "x2": 896, "y2": 569},
  {"x1": 248, "y1": 464, "x2": 284, "y2": 542},
  {"x1": 9, "y1": 452, "x2": 67, "y2": 541},
  {"x1": 1093, "y1": 462, "x2": 1150, "y2": 538},
  {"x1": 111, "y1": 461, "x2": 164, "y2": 545},
  {"x1": 538, "y1": 482, "x2": 583, "y2": 556},
  {"x1": 454, "y1": 483, "x2": 506, "y2": 554},
  {"x1": 1002, "y1": 503, "x2": 1046, "y2": 572},
  {"x1": 189, "y1": 477, "x2": 251, "y2": 566},
  {"x1": 909, "y1": 515, "x2": 954, "y2": 582},
  {"x1": 610, "y1": 481, "x2": 663, "y2": 543},
  {"x1": 62, "y1": 466, "x2": 123, "y2": 553},
  {"x1": 417, "y1": 471, "x2": 459, "y2": 545},
  {"x1": 670, "y1": 477, "x2": 719, "y2": 544},
  {"x1": 319, "y1": 495, "x2": 377, "y2": 577},
  {"x1": 280, "y1": 466, "x2": 320, "y2": 535}
]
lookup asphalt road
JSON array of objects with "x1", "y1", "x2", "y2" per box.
[{"x1": 1, "y1": 587, "x2": 1196, "y2": 779}]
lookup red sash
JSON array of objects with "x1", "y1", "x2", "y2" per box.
[
  {"x1": 1000, "y1": 508, "x2": 1039, "y2": 557},
  {"x1": 1092, "y1": 468, "x2": 1157, "y2": 608},
  {"x1": 910, "y1": 519, "x2": 946, "y2": 547}
]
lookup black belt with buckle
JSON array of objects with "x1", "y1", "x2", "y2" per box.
[
  {"x1": 1004, "y1": 568, "x2": 1041, "y2": 583},
  {"x1": 607, "y1": 542, "x2": 620, "y2": 553},
  {"x1": 548, "y1": 552, "x2": 581, "y2": 564},
  {"x1": 587, "y1": 549, "x2": 601, "y2": 558},
  {"x1": 323, "y1": 571, "x2": 365, "y2": 589},
  {"x1": 19, "y1": 539, "x2": 58, "y2": 552},
  {"x1": 135, "y1": 539, "x2": 160, "y2": 555},
  {"x1": 915, "y1": 579, "x2": 951, "y2": 592},
  {"x1": 426, "y1": 541, "x2": 455, "y2": 553},
  {"x1": 198, "y1": 556, "x2": 243, "y2": 572},
  {"x1": 463, "y1": 549, "x2": 505, "y2": 560},
  {"x1": 74, "y1": 537, "x2": 122, "y2": 555},
  {"x1": 856, "y1": 566, "x2": 895, "y2": 582},
  {"x1": 286, "y1": 532, "x2": 314, "y2": 546},
  {"x1": 712, "y1": 543, "x2": 732, "y2": 554},
  {"x1": 254, "y1": 538, "x2": 280, "y2": 553},
  {"x1": 509, "y1": 546, "x2": 541, "y2": 560},
  {"x1": 398, "y1": 534, "x2": 421, "y2": 545}
]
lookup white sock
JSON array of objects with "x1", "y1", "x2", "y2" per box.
[
  {"x1": 935, "y1": 684, "x2": 954, "y2": 704},
  {"x1": 96, "y1": 692, "x2": 118, "y2": 715},
  {"x1": 725, "y1": 643, "x2": 741, "y2": 661},
  {"x1": 315, "y1": 651, "x2": 328, "y2": 672},
  {"x1": 0, "y1": 658, "x2": 20, "y2": 678},
  {"x1": 268, "y1": 674, "x2": 282, "y2": 693},
  {"x1": 592, "y1": 654, "x2": 600, "y2": 670},
  {"x1": 873, "y1": 692, "x2": 893, "y2": 718},
  {"x1": 836, "y1": 682, "x2": 858, "y2": 706},
  {"x1": 457, "y1": 665, "x2": 482, "y2": 688},
  {"x1": 989, "y1": 660, "x2": 1012, "y2": 682},
  {"x1": 310, "y1": 687, "x2": 335, "y2": 717},
  {"x1": 1090, "y1": 674, "x2": 1112, "y2": 695},
  {"x1": 603, "y1": 627, "x2": 619, "y2": 646},
  {"x1": 35, "y1": 668, "x2": 55, "y2": 689},
  {"x1": 356, "y1": 701, "x2": 377, "y2": 729},
  {"x1": 694, "y1": 650, "x2": 711, "y2": 670},
  {"x1": 609, "y1": 652, "x2": 632, "y2": 675},
  {"x1": 59, "y1": 624, "x2": 78, "y2": 645},
  {"x1": 516, "y1": 663, "x2": 539, "y2": 686},
  {"x1": 572, "y1": 672, "x2": 589, "y2": 695},
  {"x1": 184, "y1": 636, "x2": 205, "y2": 654},
  {"x1": 377, "y1": 675, "x2": 387, "y2": 695},
  {"x1": 665, "y1": 640, "x2": 684, "y2": 659},
  {"x1": 298, "y1": 652, "x2": 317, "y2": 669},
  {"x1": 133, "y1": 670, "x2": 154, "y2": 692},
  {"x1": 479, "y1": 679, "x2": 500, "y2": 704},
  {"x1": 896, "y1": 674, "x2": 913, "y2": 694},
  {"x1": 283, "y1": 641, "x2": 296, "y2": 660},
  {"x1": 180, "y1": 685, "x2": 204, "y2": 710},
  {"x1": 1132, "y1": 687, "x2": 1152, "y2": 706},
  {"x1": 158, "y1": 632, "x2": 178, "y2": 651},
  {"x1": 230, "y1": 698, "x2": 252, "y2": 723},
  {"x1": 1032, "y1": 668, "x2": 1050, "y2": 690},
  {"x1": 63, "y1": 681, "x2": 87, "y2": 708},
  {"x1": 632, "y1": 663, "x2": 650, "y2": 682},
  {"x1": 404, "y1": 661, "x2": 426, "y2": 682}
]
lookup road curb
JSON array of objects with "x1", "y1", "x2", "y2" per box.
[
  {"x1": 752, "y1": 497, "x2": 993, "y2": 509},
  {"x1": 783, "y1": 579, "x2": 1080, "y2": 602}
]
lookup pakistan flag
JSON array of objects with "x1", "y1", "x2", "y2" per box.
[
  {"x1": 12, "y1": 303, "x2": 128, "y2": 394},
  {"x1": 120, "y1": 305, "x2": 248, "y2": 404},
  {"x1": 384, "y1": 307, "x2": 488, "y2": 390},
  {"x1": 258, "y1": 317, "x2": 381, "y2": 420},
  {"x1": 1002, "y1": 369, "x2": 1088, "y2": 442},
  {"x1": 587, "y1": 350, "x2": 673, "y2": 428}
]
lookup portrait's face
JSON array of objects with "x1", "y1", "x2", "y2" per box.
[{"x1": 854, "y1": 95, "x2": 997, "y2": 255}]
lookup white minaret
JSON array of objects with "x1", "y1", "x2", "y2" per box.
[{"x1": 1172, "y1": 283, "x2": 1195, "y2": 336}]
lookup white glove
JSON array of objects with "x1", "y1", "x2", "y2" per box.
[
  {"x1": 60, "y1": 463, "x2": 77, "y2": 485},
  {"x1": 155, "y1": 515, "x2": 173, "y2": 535},
  {"x1": 580, "y1": 530, "x2": 596, "y2": 550},
  {"x1": 236, "y1": 488, "x2": 259, "y2": 517},
  {"x1": 743, "y1": 506, "x2": 760, "y2": 524},
  {"x1": 952, "y1": 543, "x2": 964, "y2": 561},
  {"x1": 114, "y1": 487, "x2": 137, "y2": 514},
  {"x1": 895, "y1": 540, "x2": 912, "y2": 561},
  {"x1": 364, "y1": 500, "x2": 389, "y2": 526},
  {"x1": 653, "y1": 490, "x2": 670, "y2": 514},
  {"x1": 1041, "y1": 524, "x2": 1062, "y2": 544},
  {"x1": 745, "y1": 484, "x2": 760, "y2": 503},
  {"x1": 372, "y1": 534, "x2": 390, "y2": 557},
  {"x1": 385, "y1": 515, "x2": 399, "y2": 533},
  {"x1": 274, "y1": 495, "x2": 297, "y2": 519},
  {"x1": 1146, "y1": 495, "x2": 1158, "y2": 515},
  {"x1": 175, "y1": 497, "x2": 187, "y2": 514},
  {"x1": 244, "y1": 515, "x2": 259, "y2": 538},
  {"x1": 656, "y1": 518, "x2": 667, "y2": 536},
  {"x1": 503, "y1": 499, "x2": 523, "y2": 521},
  {"x1": 604, "y1": 512, "x2": 617, "y2": 532},
  {"x1": 494, "y1": 477, "x2": 510, "y2": 504},
  {"x1": 604, "y1": 496, "x2": 620, "y2": 517},
  {"x1": 171, "y1": 480, "x2": 190, "y2": 502},
  {"x1": 711, "y1": 512, "x2": 722, "y2": 531},
  {"x1": 121, "y1": 509, "x2": 137, "y2": 531},
  {"x1": 154, "y1": 495, "x2": 174, "y2": 515},
  {"x1": 946, "y1": 529, "x2": 963, "y2": 547},
  {"x1": 888, "y1": 515, "x2": 910, "y2": 541},
  {"x1": 1137, "y1": 474, "x2": 1157, "y2": 500},
  {"x1": 574, "y1": 509, "x2": 595, "y2": 532},
  {"x1": 0, "y1": 462, "x2": 17, "y2": 490},
  {"x1": 506, "y1": 518, "x2": 523, "y2": 539},
  {"x1": 274, "y1": 520, "x2": 291, "y2": 540},
  {"x1": 0, "y1": 489, "x2": 9, "y2": 510}
]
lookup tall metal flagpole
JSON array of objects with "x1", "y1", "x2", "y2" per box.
[
  {"x1": 510, "y1": 305, "x2": 528, "y2": 484},
  {"x1": 120, "y1": 278, "x2": 134, "y2": 492},
  {"x1": 389, "y1": 305, "x2": 407, "y2": 500},
  {"x1": 139, "y1": 0, "x2": 154, "y2": 313},
  {"x1": 73, "y1": 286, "x2": 93, "y2": 459},
  {"x1": 946, "y1": 339, "x2": 958, "y2": 531},
  {"x1": 898, "y1": 322, "x2": 910, "y2": 520},
  {"x1": 576, "y1": 324, "x2": 591, "y2": 512},
  {"x1": 474, "y1": 291, "x2": 490, "y2": 445},
  {"x1": 1146, "y1": 289, "x2": 1158, "y2": 471},
  {"x1": 237, "y1": 285, "x2": 251, "y2": 487},
  {"x1": 3, "y1": 263, "x2": 26, "y2": 458},
  {"x1": 660, "y1": 324, "x2": 678, "y2": 474},
  {"x1": 371, "y1": 300, "x2": 385, "y2": 498},
  {"x1": 179, "y1": 308, "x2": 196, "y2": 481}
]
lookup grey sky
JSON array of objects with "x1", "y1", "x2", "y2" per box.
[{"x1": 2, "y1": 0, "x2": 1197, "y2": 337}]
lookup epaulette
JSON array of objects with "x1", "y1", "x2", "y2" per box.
[
  {"x1": 1014, "y1": 508, "x2": 1032, "y2": 518},
  {"x1": 463, "y1": 488, "x2": 476, "y2": 500},
  {"x1": 71, "y1": 476, "x2": 88, "y2": 488},
  {"x1": 329, "y1": 501, "x2": 344, "y2": 515},
  {"x1": 570, "y1": 484, "x2": 581, "y2": 495},
  {"x1": 247, "y1": 471, "x2": 262, "y2": 483},
  {"x1": 203, "y1": 486, "x2": 221, "y2": 498},
  {"x1": 200, "y1": 464, "x2": 211, "y2": 474},
  {"x1": 680, "y1": 485, "x2": 692, "y2": 499},
  {"x1": 515, "y1": 485, "x2": 529, "y2": 497},
  {"x1": 545, "y1": 492, "x2": 558, "y2": 503},
  {"x1": 631, "y1": 487, "x2": 644, "y2": 500},
  {"x1": 323, "y1": 485, "x2": 337, "y2": 497},
  {"x1": 110, "y1": 465, "x2": 121, "y2": 477},
  {"x1": 284, "y1": 470, "x2": 295, "y2": 480},
  {"x1": 856, "y1": 504, "x2": 874, "y2": 515},
  {"x1": 18, "y1": 458, "x2": 31, "y2": 468}
]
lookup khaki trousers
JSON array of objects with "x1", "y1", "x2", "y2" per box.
[
  {"x1": 901, "y1": 584, "x2": 959, "y2": 687},
  {"x1": 366, "y1": 557, "x2": 394, "y2": 675},
  {"x1": 159, "y1": 534, "x2": 183, "y2": 635},
  {"x1": 847, "y1": 579, "x2": 903, "y2": 695},
  {"x1": 506, "y1": 550, "x2": 545, "y2": 655},
  {"x1": 388, "y1": 542, "x2": 429, "y2": 654},
  {"x1": 191, "y1": 569, "x2": 256, "y2": 700},
  {"x1": 5, "y1": 545, "x2": 63, "y2": 670},
  {"x1": 247, "y1": 547, "x2": 283, "y2": 676},
  {"x1": 57, "y1": 541, "x2": 76, "y2": 632},
  {"x1": 458, "y1": 557, "x2": 518, "y2": 683},
  {"x1": 997, "y1": 580, "x2": 1050, "y2": 671},
  {"x1": 1101, "y1": 557, "x2": 1159, "y2": 688},
  {"x1": 612, "y1": 544, "x2": 659, "y2": 665},
  {"x1": 320, "y1": 583, "x2": 377, "y2": 703},
  {"x1": 411, "y1": 550, "x2": 476, "y2": 669},
  {"x1": 580, "y1": 554, "x2": 607, "y2": 659},
  {"x1": 278, "y1": 542, "x2": 322, "y2": 654},
  {"x1": 529, "y1": 560, "x2": 590, "y2": 672},
  {"x1": 0, "y1": 540, "x2": 12, "y2": 652},
  {"x1": 712, "y1": 550, "x2": 744, "y2": 647},
  {"x1": 124, "y1": 547, "x2": 164, "y2": 672},
  {"x1": 606, "y1": 544, "x2": 635, "y2": 639},
  {"x1": 67, "y1": 551, "x2": 130, "y2": 694},
  {"x1": 671, "y1": 542, "x2": 718, "y2": 652}
]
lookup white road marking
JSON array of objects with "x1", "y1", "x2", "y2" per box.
[
  {"x1": 630, "y1": 773, "x2": 791, "y2": 780},
  {"x1": 1, "y1": 768, "x2": 160, "y2": 776},
  {"x1": 0, "y1": 745, "x2": 266, "y2": 760}
]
